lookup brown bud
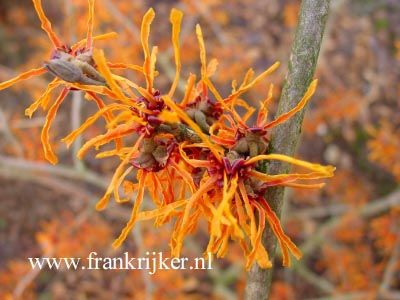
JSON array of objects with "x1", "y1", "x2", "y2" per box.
[
  {"x1": 135, "y1": 153, "x2": 157, "y2": 169},
  {"x1": 232, "y1": 137, "x2": 249, "y2": 154},
  {"x1": 44, "y1": 53, "x2": 106, "y2": 86},
  {"x1": 44, "y1": 59, "x2": 83, "y2": 83},
  {"x1": 152, "y1": 145, "x2": 168, "y2": 165},
  {"x1": 194, "y1": 110, "x2": 210, "y2": 133},
  {"x1": 226, "y1": 150, "x2": 240, "y2": 164},
  {"x1": 142, "y1": 138, "x2": 157, "y2": 153}
]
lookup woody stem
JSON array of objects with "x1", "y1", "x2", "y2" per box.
[{"x1": 244, "y1": 0, "x2": 331, "y2": 299}]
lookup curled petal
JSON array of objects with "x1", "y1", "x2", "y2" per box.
[
  {"x1": 172, "y1": 176, "x2": 217, "y2": 257},
  {"x1": 256, "y1": 84, "x2": 274, "y2": 127},
  {"x1": 258, "y1": 197, "x2": 302, "y2": 266},
  {"x1": 169, "y1": 159, "x2": 196, "y2": 192},
  {"x1": 25, "y1": 78, "x2": 59, "y2": 117},
  {"x1": 32, "y1": 0, "x2": 61, "y2": 48},
  {"x1": 239, "y1": 68, "x2": 255, "y2": 89},
  {"x1": 180, "y1": 73, "x2": 196, "y2": 106},
  {"x1": 137, "y1": 199, "x2": 188, "y2": 221},
  {"x1": 112, "y1": 170, "x2": 148, "y2": 248},
  {"x1": 62, "y1": 103, "x2": 129, "y2": 148},
  {"x1": 0, "y1": 67, "x2": 46, "y2": 91},
  {"x1": 248, "y1": 202, "x2": 273, "y2": 269},
  {"x1": 224, "y1": 62, "x2": 280, "y2": 106},
  {"x1": 41, "y1": 87, "x2": 69, "y2": 164},
  {"x1": 92, "y1": 49, "x2": 132, "y2": 105},
  {"x1": 264, "y1": 79, "x2": 318, "y2": 130},
  {"x1": 96, "y1": 135, "x2": 144, "y2": 210},
  {"x1": 113, "y1": 166, "x2": 135, "y2": 203},
  {"x1": 178, "y1": 142, "x2": 214, "y2": 168},
  {"x1": 96, "y1": 147, "x2": 132, "y2": 159},
  {"x1": 77, "y1": 123, "x2": 137, "y2": 159},
  {"x1": 211, "y1": 173, "x2": 240, "y2": 238},
  {"x1": 196, "y1": 24, "x2": 207, "y2": 79}
]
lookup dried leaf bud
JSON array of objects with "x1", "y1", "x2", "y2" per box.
[{"x1": 44, "y1": 59, "x2": 83, "y2": 83}]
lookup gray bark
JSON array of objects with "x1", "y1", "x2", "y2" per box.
[{"x1": 245, "y1": 0, "x2": 330, "y2": 299}]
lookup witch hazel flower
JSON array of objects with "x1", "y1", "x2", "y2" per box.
[
  {"x1": 161, "y1": 35, "x2": 333, "y2": 268},
  {"x1": 0, "y1": 4, "x2": 335, "y2": 269}
]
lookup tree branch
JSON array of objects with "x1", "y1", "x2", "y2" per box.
[{"x1": 245, "y1": 1, "x2": 330, "y2": 299}]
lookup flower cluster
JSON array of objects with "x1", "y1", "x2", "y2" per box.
[{"x1": 0, "y1": 1, "x2": 335, "y2": 269}]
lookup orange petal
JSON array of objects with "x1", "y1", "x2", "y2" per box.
[
  {"x1": 71, "y1": 32, "x2": 118, "y2": 51},
  {"x1": 112, "y1": 170, "x2": 148, "y2": 248},
  {"x1": 259, "y1": 197, "x2": 302, "y2": 265},
  {"x1": 32, "y1": 0, "x2": 61, "y2": 48},
  {"x1": 95, "y1": 147, "x2": 132, "y2": 159},
  {"x1": 196, "y1": 24, "x2": 207, "y2": 78},
  {"x1": 180, "y1": 73, "x2": 197, "y2": 106},
  {"x1": 282, "y1": 182, "x2": 326, "y2": 189},
  {"x1": 224, "y1": 62, "x2": 280, "y2": 105},
  {"x1": 62, "y1": 103, "x2": 128, "y2": 148},
  {"x1": 169, "y1": 159, "x2": 196, "y2": 192},
  {"x1": 211, "y1": 173, "x2": 238, "y2": 238},
  {"x1": 256, "y1": 84, "x2": 274, "y2": 127},
  {"x1": 245, "y1": 153, "x2": 335, "y2": 177},
  {"x1": 233, "y1": 99, "x2": 256, "y2": 123},
  {"x1": 141, "y1": 8, "x2": 156, "y2": 92},
  {"x1": 86, "y1": 91, "x2": 123, "y2": 151},
  {"x1": 77, "y1": 123, "x2": 137, "y2": 159},
  {"x1": 264, "y1": 79, "x2": 318, "y2": 130},
  {"x1": 149, "y1": 46, "x2": 158, "y2": 92},
  {"x1": 41, "y1": 79, "x2": 61, "y2": 110},
  {"x1": 137, "y1": 199, "x2": 188, "y2": 220},
  {"x1": 92, "y1": 49, "x2": 132, "y2": 105},
  {"x1": 238, "y1": 182, "x2": 257, "y2": 237},
  {"x1": 164, "y1": 95, "x2": 223, "y2": 162},
  {"x1": 248, "y1": 170, "x2": 330, "y2": 184},
  {"x1": 96, "y1": 136, "x2": 144, "y2": 210},
  {"x1": 158, "y1": 109, "x2": 180, "y2": 123},
  {"x1": 86, "y1": 91, "x2": 115, "y2": 123},
  {"x1": 248, "y1": 202, "x2": 272, "y2": 269},
  {"x1": 41, "y1": 87, "x2": 69, "y2": 164},
  {"x1": 234, "y1": 193, "x2": 250, "y2": 234},
  {"x1": 25, "y1": 78, "x2": 59, "y2": 118},
  {"x1": 206, "y1": 59, "x2": 218, "y2": 77},
  {"x1": 178, "y1": 142, "x2": 214, "y2": 168},
  {"x1": 0, "y1": 67, "x2": 46, "y2": 91},
  {"x1": 173, "y1": 176, "x2": 217, "y2": 256},
  {"x1": 239, "y1": 68, "x2": 255, "y2": 89},
  {"x1": 168, "y1": 8, "x2": 183, "y2": 98},
  {"x1": 86, "y1": 0, "x2": 95, "y2": 49},
  {"x1": 113, "y1": 166, "x2": 134, "y2": 203},
  {"x1": 107, "y1": 62, "x2": 144, "y2": 73}
]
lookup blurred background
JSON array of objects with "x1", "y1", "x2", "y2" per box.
[{"x1": 0, "y1": 0, "x2": 399, "y2": 299}]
